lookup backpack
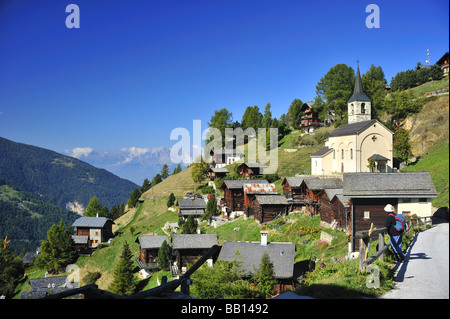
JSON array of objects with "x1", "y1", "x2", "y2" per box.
[{"x1": 389, "y1": 213, "x2": 406, "y2": 232}]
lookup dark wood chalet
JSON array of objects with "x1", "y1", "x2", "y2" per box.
[
  {"x1": 282, "y1": 176, "x2": 320, "y2": 212},
  {"x1": 208, "y1": 167, "x2": 229, "y2": 180},
  {"x1": 71, "y1": 217, "x2": 114, "y2": 248},
  {"x1": 220, "y1": 179, "x2": 268, "y2": 213},
  {"x1": 344, "y1": 172, "x2": 437, "y2": 251},
  {"x1": 238, "y1": 162, "x2": 267, "y2": 178},
  {"x1": 171, "y1": 234, "x2": 219, "y2": 275},
  {"x1": 135, "y1": 234, "x2": 169, "y2": 270},
  {"x1": 317, "y1": 189, "x2": 351, "y2": 231},
  {"x1": 219, "y1": 235, "x2": 296, "y2": 294},
  {"x1": 176, "y1": 198, "x2": 206, "y2": 219},
  {"x1": 300, "y1": 101, "x2": 323, "y2": 133},
  {"x1": 302, "y1": 178, "x2": 343, "y2": 216},
  {"x1": 251, "y1": 195, "x2": 289, "y2": 224},
  {"x1": 243, "y1": 183, "x2": 277, "y2": 209}
]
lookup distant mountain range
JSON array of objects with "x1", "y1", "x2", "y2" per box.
[
  {"x1": 64, "y1": 146, "x2": 181, "y2": 185},
  {"x1": 0, "y1": 137, "x2": 138, "y2": 211}
]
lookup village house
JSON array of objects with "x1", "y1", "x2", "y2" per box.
[
  {"x1": 218, "y1": 231, "x2": 296, "y2": 294},
  {"x1": 343, "y1": 172, "x2": 437, "y2": 251},
  {"x1": 281, "y1": 176, "x2": 320, "y2": 212},
  {"x1": 21, "y1": 276, "x2": 78, "y2": 299},
  {"x1": 243, "y1": 183, "x2": 277, "y2": 210},
  {"x1": 436, "y1": 51, "x2": 449, "y2": 76},
  {"x1": 210, "y1": 148, "x2": 244, "y2": 168},
  {"x1": 311, "y1": 64, "x2": 393, "y2": 175},
  {"x1": 238, "y1": 162, "x2": 267, "y2": 178},
  {"x1": 300, "y1": 101, "x2": 323, "y2": 133},
  {"x1": 176, "y1": 198, "x2": 206, "y2": 220},
  {"x1": 220, "y1": 179, "x2": 268, "y2": 214},
  {"x1": 171, "y1": 234, "x2": 219, "y2": 276},
  {"x1": 302, "y1": 178, "x2": 343, "y2": 216},
  {"x1": 251, "y1": 195, "x2": 289, "y2": 224},
  {"x1": 317, "y1": 188, "x2": 351, "y2": 232},
  {"x1": 71, "y1": 216, "x2": 114, "y2": 248},
  {"x1": 135, "y1": 234, "x2": 169, "y2": 271},
  {"x1": 208, "y1": 167, "x2": 229, "y2": 180}
]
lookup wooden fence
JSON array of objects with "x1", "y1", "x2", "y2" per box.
[{"x1": 356, "y1": 216, "x2": 433, "y2": 271}]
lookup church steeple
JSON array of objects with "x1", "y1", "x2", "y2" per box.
[{"x1": 348, "y1": 63, "x2": 371, "y2": 124}]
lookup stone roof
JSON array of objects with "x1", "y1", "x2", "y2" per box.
[
  {"x1": 136, "y1": 235, "x2": 169, "y2": 249},
  {"x1": 239, "y1": 162, "x2": 267, "y2": 168},
  {"x1": 343, "y1": 172, "x2": 438, "y2": 198},
  {"x1": 254, "y1": 194, "x2": 289, "y2": 205},
  {"x1": 176, "y1": 198, "x2": 206, "y2": 209},
  {"x1": 171, "y1": 234, "x2": 218, "y2": 250},
  {"x1": 282, "y1": 176, "x2": 320, "y2": 188},
  {"x1": 209, "y1": 167, "x2": 229, "y2": 173},
  {"x1": 219, "y1": 241, "x2": 295, "y2": 279},
  {"x1": 72, "y1": 217, "x2": 113, "y2": 228},
  {"x1": 72, "y1": 235, "x2": 89, "y2": 244},
  {"x1": 305, "y1": 178, "x2": 343, "y2": 191}
]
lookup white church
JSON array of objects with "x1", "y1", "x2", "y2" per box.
[{"x1": 311, "y1": 65, "x2": 393, "y2": 175}]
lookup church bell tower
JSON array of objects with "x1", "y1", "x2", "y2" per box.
[{"x1": 348, "y1": 63, "x2": 371, "y2": 124}]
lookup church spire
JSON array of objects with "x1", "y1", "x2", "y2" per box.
[{"x1": 348, "y1": 63, "x2": 370, "y2": 103}]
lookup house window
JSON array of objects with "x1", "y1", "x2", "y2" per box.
[
  {"x1": 402, "y1": 198, "x2": 411, "y2": 203},
  {"x1": 419, "y1": 198, "x2": 428, "y2": 203},
  {"x1": 363, "y1": 211, "x2": 370, "y2": 219},
  {"x1": 350, "y1": 149, "x2": 353, "y2": 160}
]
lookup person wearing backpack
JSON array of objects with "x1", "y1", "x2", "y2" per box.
[{"x1": 384, "y1": 204, "x2": 406, "y2": 262}]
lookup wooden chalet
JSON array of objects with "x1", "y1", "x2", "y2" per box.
[
  {"x1": 71, "y1": 217, "x2": 114, "y2": 248},
  {"x1": 436, "y1": 51, "x2": 449, "y2": 75},
  {"x1": 176, "y1": 198, "x2": 206, "y2": 220},
  {"x1": 251, "y1": 194, "x2": 289, "y2": 224},
  {"x1": 135, "y1": 234, "x2": 169, "y2": 270},
  {"x1": 208, "y1": 167, "x2": 229, "y2": 180},
  {"x1": 282, "y1": 176, "x2": 320, "y2": 212},
  {"x1": 171, "y1": 234, "x2": 219, "y2": 275},
  {"x1": 243, "y1": 183, "x2": 277, "y2": 209},
  {"x1": 238, "y1": 162, "x2": 267, "y2": 178},
  {"x1": 300, "y1": 101, "x2": 323, "y2": 133},
  {"x1": 343, "y1": 172, "x2": 437, "y2": 251},
  {"x1": 219, "y1": 233, "x2": 296, "y2": 294},
  {"x1": 210, "y1": 148, "x2": 244, "y2": 168},
  {"x1": 302, "y1": 178, "x2": 343, "y2": 216},
  {"x1": 317, "y1": 189, "x2": 351, "y2": 231},
  {"x1": 220, "y1": 179, "x2": 268, "y2": 213}
]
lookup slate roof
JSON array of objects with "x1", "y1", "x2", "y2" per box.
[
  {"x1": 328, "y1": 119, "x2": 377, "y2": 137},
  {"x1": 343, "y1": 172, "x2": 438, "y2": 198},
  {"x1": 304, "y1": 178, "x2": 343, "y2": 191},
  {"x1": 220, "y1": 179, "x2": 269, "y2": 190},
  {"x1": 219, "y1": 241, "x2": 295, "y2": 279},
  {"x1": 209, "y1": 167, "x2": 230, "y2": 173},
  {"x1": 348, "y1": 65, "x2": 371, "y2": 103},
  {"x1": 310, "y1": 146, "x2": 333, "y2": 157},
  {"x1": 72, "y1": 217, "x2": 113, "y2": 228},
  {"x1": 172, "y1": 234, "x2": 218, "y2": 250},
  {"x1": 72, "y1": 235, "x2": 89, "y2": 244},
  {"x1": 239, "y1": 162, "x2": 267, "y2": 169},
  {"x1": 282, "y1": 176, "x2": 320, "y2": 188},
  {"x1": 176, "y1": 198, "x2": 206, "y2": 209},
  {"x1": 254, "y1": 194, "x2": 289, "y2": 205},
  {"x1": 136, "y1": 235, "x2": 169, "y2": 249},
  {"x1": 243, "y1": 183, "x2": 277, "y2": 194},
  {"x1": 323, "y1": 188, "x2": 343, "y2": 200}
]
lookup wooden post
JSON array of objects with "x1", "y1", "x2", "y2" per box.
[{"x1": 378, "y1": 232, "x2": 385, "y2": 261}]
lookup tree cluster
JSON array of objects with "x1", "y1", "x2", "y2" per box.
[{"x1": 390, "y1": 64, "x2": 443, "y2": 92}]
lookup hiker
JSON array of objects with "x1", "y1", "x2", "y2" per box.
[{"x1": 384, "y1": 204, "x2": 406, "y2": 262}]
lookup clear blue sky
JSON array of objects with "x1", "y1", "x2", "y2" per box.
[{"x1": 0, "y1": 0, "x2": 448, "y2": 154}]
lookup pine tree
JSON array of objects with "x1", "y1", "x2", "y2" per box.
[
  {"x1": 252, "y1": 252, "x2": 276, "y2": 299},
  {"x1": 160, "y1": 164, "x2": 170, "y2": 180},
  {"x1": 157, "y1": 240, "x2": 172, "y2": 271},
  {"x1": 182, "y1": 215, "x2": 198, "y2": 234},
  {"x1": 108, "y1": 242, "x2": 136, "y2": 296},
  {"x1": 167, "y1": 192, "x2": 176, "y2": 208},
  {"x1": 140, "y1": 178, "x2": 150, "y2": 193}
]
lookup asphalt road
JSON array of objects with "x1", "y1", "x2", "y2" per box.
[{"x1": 382, "y1": 220, "x2": 449, "y2": 299}]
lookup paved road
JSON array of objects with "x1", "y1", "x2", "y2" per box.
[{"x1": 382, "y1": 221, "x2": 449, "y2": 299}]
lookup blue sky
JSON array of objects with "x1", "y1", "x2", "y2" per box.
[{"x1": 0, "y1": 0, "x2": 448, "y2": 155}]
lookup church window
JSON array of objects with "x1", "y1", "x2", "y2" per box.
[
  {"x1": 341, "y1": 149, "x2": 344, "y2": 159},
  {"x1": 333, "y1": 149, "x2": 335, "y2": 159},
  {"x1": 361, "y1": 103, "x2": 366, "y2": 114},
  {"x1": 350, "y1": 148, "x2": 353, "y2": 159}
]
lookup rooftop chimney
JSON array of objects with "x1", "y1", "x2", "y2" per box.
[{"x1": 260, "y1": 230, "x2": 268, "y2": 246}]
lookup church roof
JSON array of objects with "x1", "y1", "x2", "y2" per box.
[
  {"x1": 348, "y1": 65, "x2": 371, "y2": 103},
  {"x1": 328, "y1": 119, "x2": 377, "y2": 137}
]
